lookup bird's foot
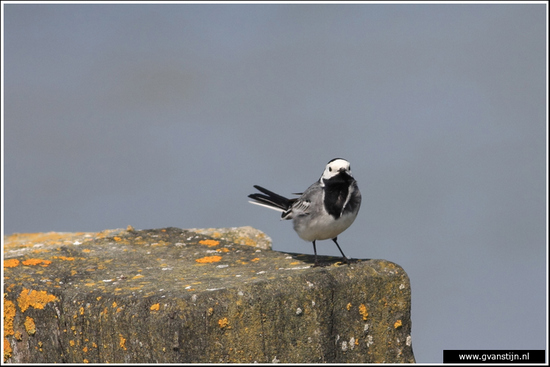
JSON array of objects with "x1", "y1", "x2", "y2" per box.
[
  {"x1": 338, "y1": 257, "x2": 358, "y2": 266},
  {"x1": 312, "y1": 261, "x2": 330, "y2": 268}
]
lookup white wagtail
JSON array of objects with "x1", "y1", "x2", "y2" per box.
[{"x1": 248, "y1": 158, "x2": 361, "y2": 266}]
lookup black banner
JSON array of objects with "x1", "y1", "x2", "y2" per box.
[{"x1": 443, "y1": 350, "x2": 546, "y2": 364}]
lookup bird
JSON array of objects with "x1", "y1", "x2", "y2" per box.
[{"x1": 248, "y1": 158, "x2": 361, "y2": 266}]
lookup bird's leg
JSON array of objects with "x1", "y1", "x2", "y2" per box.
[
  {"x1": 312, "y1": 240, "x2": 320, "y2": 267},
  {"x1": 332, "y1": 237, "x2": 349, "y2": 264}
]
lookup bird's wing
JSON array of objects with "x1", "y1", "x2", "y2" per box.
[{"x1": 288, "y1": 181, "x2": 323, "y2": 216}]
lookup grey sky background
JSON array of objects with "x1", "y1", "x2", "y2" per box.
[{"x1": 2, "y1": 3, "x2": 547, "y2": 363}]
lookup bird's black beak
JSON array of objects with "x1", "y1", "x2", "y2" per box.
[{"x1": 336, "y1": 169, "x2": 353, "y2": 182}]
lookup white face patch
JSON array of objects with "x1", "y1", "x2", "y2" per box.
[{"x1": 321, "y1": 159, "x2": 352, "y2": 180}]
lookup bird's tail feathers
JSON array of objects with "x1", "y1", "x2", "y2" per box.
[{"x1": 248, "y1": 185, "x2": 292, "y2": 212}]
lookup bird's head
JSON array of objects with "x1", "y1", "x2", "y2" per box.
[{"x1": 321, "y1": 158, "x2": 353, "y2": 182}]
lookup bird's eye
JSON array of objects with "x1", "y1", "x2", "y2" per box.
[{"x1": 328, "y1": 167, "x2": 332, "y2": 172}]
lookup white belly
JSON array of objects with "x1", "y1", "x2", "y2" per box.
[{"x1": 292, "y1": 211, "x2": 358, "y2": 242}]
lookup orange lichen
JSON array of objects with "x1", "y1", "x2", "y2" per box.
[
  {"x1": 22, "y1": 258, "x2": 52, "y2": 266},
  {"x1": 236, "y1": 236, "x2": 257, "y2": 247},
  {"x1": 359, "y1": 304, "x2": 368, "y2": 321},
  {"x1": 3, "y1": 259, "x2": 20, "y2": 268},
  {"x1": 4, "y1": 337, "x2": 13, "y2": 362},
  {"x1": 217, "y1": 248, "x2": 230, "y2": 253},
  {"x1": 199, "y1": 239, "x2": 219, "y2": 247},
  {"x1": 17, "y1": 288, "x2": 58, "y2": 313},
  {"x1": 218, "y1": 317, "x2": 230, "y2": 329},
  {"x1": 24, "y1": 316, "x2": 36, "y2": 335},
  {"x1": 52, "y1": 256, "x2": 75, "y2": 261},
  {"x1": 3, "y1": 300, "x2": 16, "y2": 336},
  {"x1": 195, "y1": 256, "x2": 222, "y2": 264},
  {"x1": 250, "y1": 258, "x2": 260, "y2": 262},
  {"x1": 14, "y1": 331, "x2": 22, "y2": 341},
  {"x1": 394, "y1": 319, "x2": 402, "y2": 329},
  {"x1": 150, "y1": 303, "x2": 160, "y2": 311},
  {"x1": 119, "y1": 334, "x2": 127, "y2": 350},
  {"x1": 346, "y1": 303, "x2": 352, "y2": 311},
  {"x1": 113, "y1": 236, "x2": 122, "y2": 242},
  {"x1": 5, "y1": 284, "x2": 16, "y2": 293},
  {"x1": 4, "y1": 232, "x2": 77, "y2": 248},
  {"x1": 244, "y1": 238, "x2": 256, "y2": 246}
]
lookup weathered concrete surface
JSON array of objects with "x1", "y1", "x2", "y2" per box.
[{"x1": 3, "y1": 226, "x2": 415, "y2": 363}]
